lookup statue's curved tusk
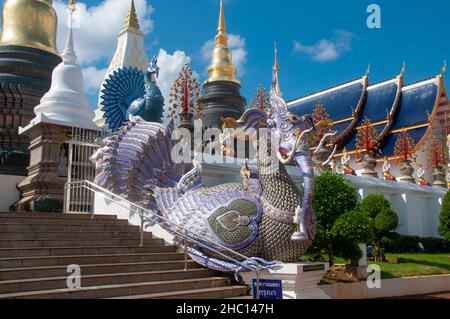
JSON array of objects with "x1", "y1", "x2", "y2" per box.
[
  {"x1": 314, "y1": 131, "x2": 337, "y2": 155},
  {"x1": 322, "y1": 144, "x2": 338, "y2": 167},
  {"x1": 277, "y1": 151, "x2": 292, "y2": 165},
  {"x1": 277, "y1": 127, "x2": 314, "y2": 165}
]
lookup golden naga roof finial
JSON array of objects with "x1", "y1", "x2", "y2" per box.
[
  {"x1": 68, "y1": 0, "x2": 76, "y2": 9},
  {"x1": 440, "y1": 60, "x2": 447, "y2": 78},
  {"x1": 273, "y1": 42, "x2": 279, "y2": 73},
  {"x1": 365, "y1": 63, "x2": 371, "y2": 77},
  {"x1": 272, "y1": 43, "x2": 282, "y2": 97},
  {"x1": 124, "y1": 0, "x2": 141, "y2": 31},
  {"x1": 400, "y1": 61, "x2": 406, "y2": 77}
]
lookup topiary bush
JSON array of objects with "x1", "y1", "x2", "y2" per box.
[
  {"x1": 332, "y1": 209, "x2": 374, "y2": 243},
  {"x1": 359, "y1": 194, "x2": 398, "y2": 261},
  {"x1": 359, "y1": 194, "x2": 390, "y2": 219},
  {"x1": 374, "y1": 208, "x2": 399, "y2": 236},
  {"x1": 439, "y1": 192, "x2": 450, "y2": 241},
  {"x1": 331, "y1": 209, "x2": 374, "y2": 265},
  {"x1": 309, "y1": 172, "x2": 359, "y2": 265}
]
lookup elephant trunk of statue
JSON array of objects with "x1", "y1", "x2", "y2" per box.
[{"x1": 290, "y1": 147, "x2": 315, "y2": 241}]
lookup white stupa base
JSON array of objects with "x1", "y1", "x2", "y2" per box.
[{"x1": 240, "y1": 262, "x2": 330, "y2": 299}]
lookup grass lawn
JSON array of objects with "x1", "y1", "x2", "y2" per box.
[{"x1": 371, "y1": 253, "x2": 450, "y2": 279}]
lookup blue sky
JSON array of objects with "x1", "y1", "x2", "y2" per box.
[
  {"x1": 136, "y1": 0, "x2": 449, "y2": 100},
  {"x1": 11, "y1": 0, "x2": 450, "y2": 109}
]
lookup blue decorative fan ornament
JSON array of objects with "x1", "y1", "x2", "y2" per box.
[{"x1": 100, "y1": 56, "x2": 164, "y2": 131}]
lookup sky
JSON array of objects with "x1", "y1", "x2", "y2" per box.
[{"x1": 9, "y1": 0, "x2": 450, "y2": 110}]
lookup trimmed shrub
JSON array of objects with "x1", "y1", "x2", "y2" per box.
[
  {"x1": 359, "y1": 194, "x2": 390, "y2": 219},
  {"x1": 382, "y1": 233, "x2": 450, "y2": 253},
  {"x1": 331, "y1": 209, "x2": 374, "y2": 243},
  {"x1": 359, "y1": 194, "x2": 398, "y2": 261},
  {"x1": 439, "y1": 192, "x2": 450, "y2": 241},
  {"x1": 331, "y1": 209, "x2": 374, "y2": 265},
  {"x1": 374, "y1": 208, "x2": 399, "y2": 236}
]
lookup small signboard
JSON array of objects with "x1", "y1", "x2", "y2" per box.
[{"x1": 252, "y1": 279, "x2": 283, "y2": 299}]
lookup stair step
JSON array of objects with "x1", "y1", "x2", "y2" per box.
[
  {"x1": 0, "y1": 224, "x2": 140, "y2": 232},
  {"x1": 0, "y1": 277, "x2": 232, "y2": 299},
  {"x1": 0, "y1": 217, "x2": 129, "y2": 226},
  {"x1": 110, "y1": 286, "x2": 250, "y2": 299},
  {"x1": 0, "y1": 260, "x2": 201, "y2": 281},
  {"x1": 0, "y1": 245, "x2": 177, "y2": 258},
  {"x1": 0, "y1": 212, "x2": 116, "y2": 220},
  {"x1": 0, "y1": 231, "x2": 152, "y2": 240},
  {"x1": 0, "y1": 238, "x2": 164, "y2": 248},
  {"x1": 0, "y1": 252, "x2": 186, "y2": 268},
  {"x1": 0, "y1": 213, "x2": 248, "y2": 298},
  {"x1": 0, "y1": 269, "x2": 216, "y2": 294}
]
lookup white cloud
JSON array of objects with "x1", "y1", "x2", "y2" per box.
[
  {"x1": 156, "y1": 49, "x2": 193, "y2": 104},
  {"x1": 82, "y1": 66, "x2": 108, "y2": 94},
  {"x1": 293, "y1": 30, "x2": 355, "y2": 62},
  {"x1": 54, "y1": 0, "x2": 154, "y2": 65},
  {"x1": 201, "y1": 34, "x2": 247, "y2": 75}
]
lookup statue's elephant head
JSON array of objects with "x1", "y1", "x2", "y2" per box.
[{"x1": 267, "y1": 89, "x2": 316, "y2": 241}]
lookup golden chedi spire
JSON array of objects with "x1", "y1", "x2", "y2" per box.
[
  {"x1": 0, "y1": 0, "x2": 58, "y2": 54},
  {"x1": 124, "y1": 0, "x2": 141, "y2": 31},
  {"x1": 205, "y1": 0, "x2": 239, "y2": 85}
]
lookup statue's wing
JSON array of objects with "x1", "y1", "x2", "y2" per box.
[
  {"x1": 100, "y1": 67, "x2": 145, "y2": 132},
  {"x1": 92, "y1": 117, "x2": 186, "y2": 208},
  {"x1": 155, "y1": 186, "x2": 263, "y2": 251}
]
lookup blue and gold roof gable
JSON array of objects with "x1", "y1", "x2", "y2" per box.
[
  {"x1": 287, "y1": 65, "x2": 447, "y2": 159},
  {"x1": 289, "y1": 69, "x2": 368, "y2": 145}
]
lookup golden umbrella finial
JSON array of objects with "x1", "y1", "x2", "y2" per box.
[
  {"x1": 218, "y1": 0, "x2": 227, "y2": 34},
  {"x1": 205, "y1": 0, "x2": 239, "y2": 84},
  {"x1": 441, "y1": 60, "x2": 447, "y2": 77},
  {"x1": 124, "y1": 0, "x2": 141, "y2": 31}
]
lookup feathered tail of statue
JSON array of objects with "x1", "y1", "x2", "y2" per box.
[
  {"x1": 91, "y1": 119, "x2": 187, "y2": 210},
  {"x1": 100, "y1": 56, "x2": 164, "y2": 132},
  {"x1": 92, "y1": 48, "x2": 317, "y2": 276}
]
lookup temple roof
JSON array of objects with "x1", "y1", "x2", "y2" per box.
[
  {"x1": 289, "y1": 76, "x2": 367, "y2": 143},
  {"x1": 287, "y1": 71, "x2": 445, "y2": 159}
]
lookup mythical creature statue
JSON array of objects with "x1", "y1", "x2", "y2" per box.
[
  {"x1": 382, "y1": 157, "x2": 396, "y2": 181},
  {"x1": 100, "y1": 56, "x2": 164, "y2": 131},
  {"x1": 417, "y1": 164, "x2": 430, "y2": 186},
  {"x1": 92, "y1": 62, "x2": 317, "y2": 275},
  {"x1": 341, "y1": 148, "x2": 355, "y2": 176}
]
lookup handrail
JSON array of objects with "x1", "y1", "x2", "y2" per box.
[{"x1": 64, "y1": 180, "x2": 263, "y2": 298}]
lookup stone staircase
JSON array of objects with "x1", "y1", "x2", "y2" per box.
[{"x1": 0, "y1": 212, "x2": 249, "y2": 299}]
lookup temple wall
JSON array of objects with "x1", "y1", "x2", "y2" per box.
[
  {"x1": 0, "y1": 174, "x2": 24, "y2": 211},
  {"x1": 201, "y1": 159, "x2": 445, "y2": 239}
]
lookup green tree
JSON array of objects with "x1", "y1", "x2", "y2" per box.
[
  {"x1": 438, "y1": 192, "x2": 450, "y2": 241},
  {"x1": 311, "y1": 172, "x2": 359, "y2": 265},
  {"x1": 359, "y1": 194, "x2": 399, "y2": 261}
]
